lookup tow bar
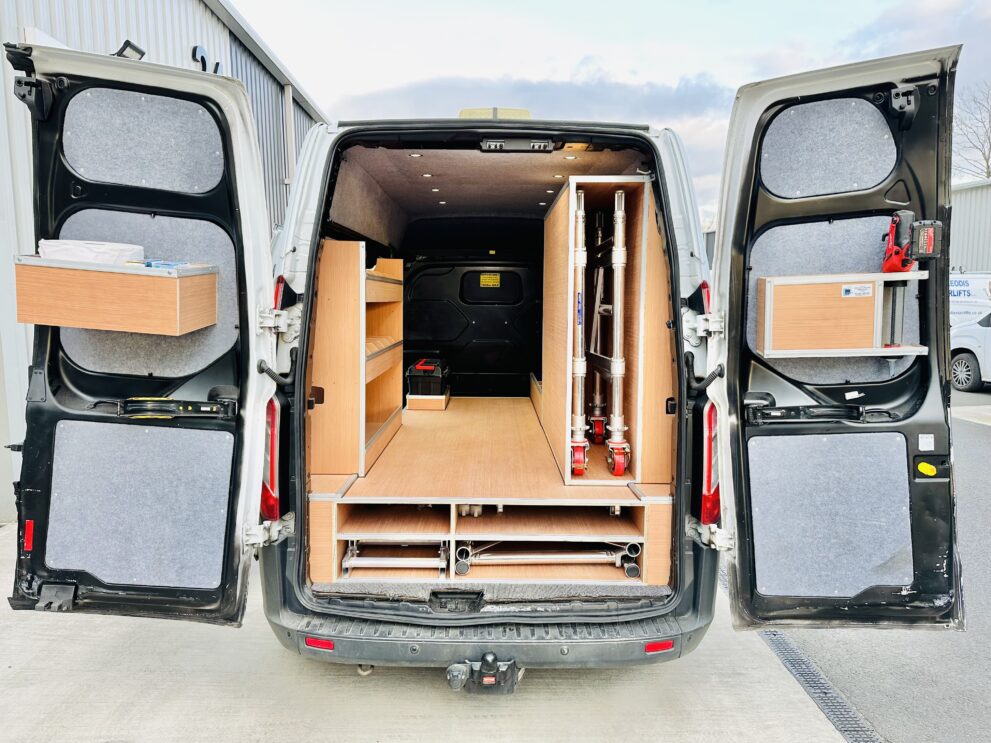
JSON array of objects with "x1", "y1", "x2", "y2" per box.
[{"x1": 446, "y1": 652, "x2": 522, "y2": 694}]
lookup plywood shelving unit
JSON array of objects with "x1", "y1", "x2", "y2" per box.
[
  {"x1": 307, "y1": 239, "x2": 404, "y2": 479},
  {"x1": 307, "y1": 398, "x2": 672, "y2": 586}
]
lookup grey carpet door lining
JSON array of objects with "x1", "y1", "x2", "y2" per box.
[
  {"x1": 747, "y1": 432, "x2": 914, "y2": 598},
  {"x1": 58, "y1": 209, "x2": 239, "y2": 378},
  {"x1": 759, "y1": 97, "x2": 896, "y2": 199},
  {"x1": 62, "y1": 87, "x2": 225, "y2": 194},
  {"x1": 46, "y1": 420, "x2": 235, "y2": 590}
]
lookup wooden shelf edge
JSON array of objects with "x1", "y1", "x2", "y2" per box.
[
  {"x1": 760, "y1": 345, "x2": 928, "y2": 359},
  {"x1": 365, "y1": 343, "x2": 403, "y2": 384},
  {"x1": 365, "y1": 337, "x2": 402, "y2": 358}
]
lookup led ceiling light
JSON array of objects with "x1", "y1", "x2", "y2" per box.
[
  {"x1": 422, "y1": 173, "x2": 433, "y2": 178},
  {"x1": 408, "y1": 153, "x2": 422, "y2": 158}
]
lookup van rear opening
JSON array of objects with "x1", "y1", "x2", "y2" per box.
[{"x1": 298, "y1": 134, "x2": 682, "y2": 612}]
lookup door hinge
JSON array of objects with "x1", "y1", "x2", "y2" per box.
[
  {"x1": 244, "y1": 512, "x2": 295, "y2": 548},
  {"x1": 35, "y1": 583, "x2": 76, "y2": 612},
  {"x1": 258, "y1": 307, "x2": 289, "y2": 334},
  {"x1": 13, "y1": 75, "x2": 54, "y2": 120},
  {"x1": 695, "y1": 312, "x2": 725, "y2": 337},
  {"x1": 687, "y1": 517, "x2": 734, "y2": 552}
]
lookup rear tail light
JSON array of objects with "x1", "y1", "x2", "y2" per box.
[
  {"x1": 260, "y1": 396, "x2": 280, "y2": 521},
  {"x1": 699, "y1": 279, "x2": 711, "y2": 314},
  {"x1": 645, "y1": 639, "x2": 674, "y2": 654},
  {"x1": 23, "y1": 519, "x2": 34, "y2": 552},
  {"x1": 274, "y1": 275, "x2": 287, "y2": 310},
  {"x1": 701, "y1": 400, "x2": 720, "y2": 525},
  {"x1": 304, "y1": 636, "x2": 334, "y2": 651}
]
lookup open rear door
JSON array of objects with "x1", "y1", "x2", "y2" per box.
[
  {"x1": 5, "y1": 44, "x2": 276, "y2": 624},
  {"x1": 710, "y1": 46, "x2": 963, "y2": 627}
]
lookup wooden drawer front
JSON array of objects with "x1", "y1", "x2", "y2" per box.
[
  {"x1": 760, "y1": 279, "x2": 876, "y2": 352},
  {"x1": 15, "y1": 263, "x2": 217, "y2": 336}
]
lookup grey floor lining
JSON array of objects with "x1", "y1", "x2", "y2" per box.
[
  {"x1": 46, "y1": 421, "x2": 234, "y2": 589},
  {"x1": 760, "y1": 97, "x2": 895, "y2": 199},
  {"x1": 748, "y1": 216, "x2": 920, "y2": 384},
  {"x1": 59, "y1": 209, "x2": 238, "y2": 378},
  {"x1": 747, "y1": 432, "x2": 914, "y2": 598},
  {"x1": 63, "y1": 87, "x2": 224, "y2": 194}
]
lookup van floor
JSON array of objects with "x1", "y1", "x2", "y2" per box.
[
  {"x1": 344, "y1": 397, "x2": 638, "y2": 504},
  {"x1": 312, "y1": 397, "x2": 673, "y2": 602}
]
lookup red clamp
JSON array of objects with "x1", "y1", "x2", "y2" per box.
[{"x1": 414, "y1": 359, "x2": 436, "y2": 371}]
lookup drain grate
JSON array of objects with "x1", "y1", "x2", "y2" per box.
[{"x1": 759, "y1": 629, "x2": 885, "y2": 743}]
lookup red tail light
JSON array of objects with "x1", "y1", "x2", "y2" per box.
[
  {"x1": 304, "y1": 637, "x2": 335, "y2": 651},
  {"x1": 645, "y1": 639, "x2": 674, "y2": 654},
  {"x1": 699, "y1": 279, "x2": 711, "y2": 314},
  {"x1": 701, "y1": 401, "x2": 720, "y2": 525},
  {"x1": 260, "y1": 396, "x2": 280, "y2": 521},
  {"x1": 23, "y1": 519, "x2": 34, "y2": 552},
  {"x1": 274, "y1": 275, "x2": 287, "y2": 310}
]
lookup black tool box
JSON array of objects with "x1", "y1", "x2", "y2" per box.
[{"x1": 406, "y1": 358, "x2": 449, "y2": 396}]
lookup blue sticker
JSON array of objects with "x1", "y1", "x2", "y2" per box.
[{"x1": 577, "y1": 292, "x2": 583, "y2": 325}]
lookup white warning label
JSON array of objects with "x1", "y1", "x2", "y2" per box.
[{"x1": 841, "y1": 283, "x2": 873, "y2": 298}]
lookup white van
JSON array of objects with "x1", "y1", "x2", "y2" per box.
[
  {"x1": 949, "y1": 272, "x2": 991, "y2": 390},
  {"x1": 4, "y1": 41, "x2": 963, "y2": 693}
]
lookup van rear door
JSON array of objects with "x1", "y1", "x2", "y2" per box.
[
  {"x1": 710, "y1": 46, "x2": 963, "y2": 627},
  {"x1": 5, "y1": 44, "x2": 275, "y2": 625}
]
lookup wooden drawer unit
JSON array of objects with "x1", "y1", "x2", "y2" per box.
[
  {"x1": 14, "y1": 256, "x2": 218, "y2": 336},
  {"x1": 756, "y1": 272, "x2": 929, "y2": 358}
]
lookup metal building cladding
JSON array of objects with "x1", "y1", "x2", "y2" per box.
[
  {"x1": 949, "y1": 178, "x2": 991, "y2": 273},
  {"x1": 0, "y1": 0, "x2": 328, "y2": 521}
]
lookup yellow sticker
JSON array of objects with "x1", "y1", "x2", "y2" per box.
[
  {"x1": 479, "y1": 273, "x2": 501, "y2": 288},
  {"x1": 917, "y1": 461, "x2": 938, "y2": 477}
]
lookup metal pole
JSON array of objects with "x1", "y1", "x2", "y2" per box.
[
  {"x1": 606, "y1": 191, "x2": 631, "y2": 475},
  {"x1": 570, "y1": 190, "x2": 590, "y2": 474}
]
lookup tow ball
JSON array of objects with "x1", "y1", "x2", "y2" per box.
[{"x1": 446, "y1": 652, "x2": 522, "y2": 694}]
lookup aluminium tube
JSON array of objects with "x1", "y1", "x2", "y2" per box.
[
  {"x1": 467, "y1": 548, "x2": 625, "y2": 566},
  {"x1": 571, "y1": 190, "x2": 589, "y2": 445},
  {"x1": 608, "y1": 190, "x2": 628, "y2": 445}
]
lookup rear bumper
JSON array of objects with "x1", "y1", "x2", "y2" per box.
[{"x1": 258, "y1": 543, "x2": 719, "y2": 669}]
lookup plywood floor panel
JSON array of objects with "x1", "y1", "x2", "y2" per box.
[{"x1": 345, "y1": 397, "x2": 639, "y2": 504}]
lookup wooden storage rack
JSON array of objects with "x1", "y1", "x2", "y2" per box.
[
  {"x1": 756, "y1": 271, "x2": 930, "y2": 358},
  {"x1": 308, "y1": 239, "x2": 404, "y2": 478},
  {"x1": 307, "y1": 398, "x2": 673, "y2": 586},
  {"x1": 14, "y1": 255, "x2": 218, "y2": 336},
  {"x1": 540, "y1": 176, "x2": 677, "y2": 486}
]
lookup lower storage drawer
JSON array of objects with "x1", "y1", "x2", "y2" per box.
[{"x1": 14, "y1": 256, "x2": 218, "y2": 336}]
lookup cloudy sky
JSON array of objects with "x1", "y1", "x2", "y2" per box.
[{"x1": 234, "y1": 0, "x2": 990, "y2": 228}]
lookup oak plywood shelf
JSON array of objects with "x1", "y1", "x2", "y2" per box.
[
  {"x1": 337, "y1": 504, "x2": 450, "y2": 540},
  {"x1": 455, "y1": 506, "x2": 642, "y2": 542},
  {"x1": 14, "y1": 255, "x2": 218, "y2": 336},
  {"x1": 757, "y1": 271, "x2": 929, "y2": 358}
]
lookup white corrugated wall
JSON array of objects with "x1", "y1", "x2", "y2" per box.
[
  {"x1": 293, "y1": 99, "x2": 315, "y2": 159},
  {"x1": 230, "y1": 34, "x2": 285, "y2": 228},
  {"x1": 0, "y1": 0, "x2": 234, "y2": 523},
  {"x1": 950, "y1": 179, "x2": 991, "y2": 272}
]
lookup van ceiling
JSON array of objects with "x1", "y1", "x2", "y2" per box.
[{"x1": 343, "y1": 145, "x2": 645, "y2": 220}]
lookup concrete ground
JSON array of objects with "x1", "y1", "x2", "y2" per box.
[
  {"x1": 0, "y1": 522, "x2": 842, "y2": 743},
  {"x1": 0, "y1": 390, "x2": 985, "y2": 741},
  {"x1": 781, "y1": 389, "x2": 991, "y2": 743}
]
